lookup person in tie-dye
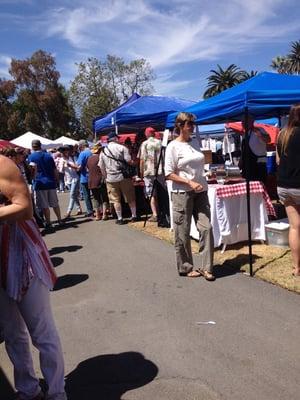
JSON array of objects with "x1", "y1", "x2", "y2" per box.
[{"x1": 0, "y1": 154, "x2": 67, "y2": 400}]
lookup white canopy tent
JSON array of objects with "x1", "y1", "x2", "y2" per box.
[
  {"x1": 11, "y1": 132, "x2": 58, "y2": 150},
  {"x1": 54, "y1": 136, "x2": 78, "y2": 146}
]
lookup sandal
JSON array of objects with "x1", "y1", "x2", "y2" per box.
[
  {"x1": 179, "y1": 270, "x2": 201, "y2": 278},
  {"x1": 197, "y1": 269, "x2": 215, "y2": 281}
]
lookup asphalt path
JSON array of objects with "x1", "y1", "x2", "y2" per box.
[{"x1": 1, "y1": 193, "x2": 300, "y2": 400}]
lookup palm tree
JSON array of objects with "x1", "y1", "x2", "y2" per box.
[
  {"x1": 203, "y1": 64, "x2": 245, "y2": 98},
  {"x1": 286, "y1": 40, "x2": 300, "y2": 74},
  {"x1": 270, "y1": 55, "x2": 289, "y2": 74},
  {"x1": 271, "y1": 40, "x2": 300, "y2": 74},
  {"x1": 240, "y1": 70, "x2": 258, "y2": 81}
]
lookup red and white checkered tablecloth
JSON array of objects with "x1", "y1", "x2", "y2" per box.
[{"x1": 216, "y1": 181, "x2": 276, "y2": 217}]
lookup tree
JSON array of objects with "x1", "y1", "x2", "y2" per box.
[
  {"x1": 0, "y1": 78, "x2": 16, "y2": 139},
  {"x1": 203, "y1": 64, "x2": 245, "y2": 98},
  {"x1": 271, "y1": 40, "x2": 300, "y2": 74},
  {"x1": 69, "y1": 57, "x2": 116, "y2": 136},
  {"x1": 270, "y1": 55, "x2": 290, "y2": 74},
  {"x1": 9, "y1": 50, "x2": 73, "y2": 139},
  {"x1": 286, "y1": 40, "x2": 300, "y2": 74},
  {"x1": 240, "y1": 70, "x2": 258, "y2": 81},
  {"x1": 69, "y1": 55, "x2": 155, "y2": 134}
]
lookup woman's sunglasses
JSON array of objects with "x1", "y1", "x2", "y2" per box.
[{"x1": 183, "y1": 121, "x2": 195, "y2": 127}]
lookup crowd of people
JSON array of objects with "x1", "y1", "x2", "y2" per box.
[{"x1": 1, "y1": 105, "x2": 300, "y2": 398}]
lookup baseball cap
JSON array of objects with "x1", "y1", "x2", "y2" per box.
[
  {"x1": 107, "y1": 132, "x2": 119, "y2": 142},
  {"x1": 31, "y1": 139, "x2": 41, "y2": 148},
  {"x1": 78, "y1": 139, "x2": 89, "y2": 147},
  {"x1": 145, "y1": 127, "x2": 156, "y2": 137}
]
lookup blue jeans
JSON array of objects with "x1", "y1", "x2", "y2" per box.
[
  {"x1": 58, "y1": 173, "x2": 65, "y2": 192},
  {"x1": 80, "y1": 182, "x2": 93, "y2": 214},
  {"x1": 67, "y1": 178, "x2": 81, "y2": 213}
]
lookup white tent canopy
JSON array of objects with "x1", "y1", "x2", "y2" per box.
[
  {"x1": 11, "y1": 132, "x2": 58, "y2": 150},
  {"x1": 54, "y1": 136, "x2": 78, "y2": 146}
]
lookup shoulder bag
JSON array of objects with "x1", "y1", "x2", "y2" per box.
[{"x1": 104, "y1": 147, "x2": 136, "y2": 179}]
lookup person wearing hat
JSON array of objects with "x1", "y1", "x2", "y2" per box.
[
  {"x1": 98, "y1": 132, "x2": 137, "y2": 224},
  {"x1": 87, "y1": 143, "x2": 109, "y2": 220},
  {"x1": 139, "y1": 127, "x2": 164, "y2": 222},
  {"x1": 28, "y1": 139, "x2": 63, "y2": 229},
  {"x1": 76, "y1": 139, "x2": 93, "y2": 217}
]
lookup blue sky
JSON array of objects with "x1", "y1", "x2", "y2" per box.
[{"x1": 0, "y1": 0, "x2": 299, "y2": 101}]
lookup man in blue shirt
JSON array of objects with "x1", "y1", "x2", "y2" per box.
[
  {"x1": 28, "y1": 139, "x2": 63, "y2": 228},
  {"x1": 76, "y1": 140, "x2": 93, "y2": 216}
]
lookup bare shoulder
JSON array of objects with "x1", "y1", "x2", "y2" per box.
[{"x1": 0, "y1": 154, "x2": 20, "y2": 179}]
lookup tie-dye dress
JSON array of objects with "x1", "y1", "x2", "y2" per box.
[{"x1": 0, "y1": 217, "x2": 57, "y2": 302}]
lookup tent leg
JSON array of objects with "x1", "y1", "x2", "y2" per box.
[{"x1": 244, "y1": 108, "x2": 254, "y2": 276}]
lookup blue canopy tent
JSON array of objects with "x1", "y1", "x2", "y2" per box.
[
  {"x1": 94, "y1": 95, "x2": 195, "y2": 134},
  {"x1": 93, "y1": 93, "x2": 140, "y2": 134},
  {"x1": 166, "y1": 72, "x2": 300, "y2": 126},
  {"x1": 166, "y1": 72, "x2": 300, "y2": 276}
]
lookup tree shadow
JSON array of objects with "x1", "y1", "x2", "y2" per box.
[
  {"x1": 49, "y1": 245, "x2": 83, "y2": 256},
  {"x1": 0, "y1": 367, "x2": 15, "y2": 400},
  {"x1": 50, "y1": 256, "x2": 64, "y2": 268},
  {"x1": 213, "y1": 253, "x2": 261, "y2": 279},
  {"x1": 253, "y1": 249, "x2": 290, "y2": 276},
  {"x1": 65, "y1": 352, "x2": 158, "y2": 400},
  {"x1": 53, "y1": 274, "x2": 89, "y2": 291}
]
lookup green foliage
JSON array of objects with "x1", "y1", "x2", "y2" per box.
[
  {"x1": 1, "y1": 50, "x2": 76, "y2": 140},
  {"x1": 271, "y1": 40, "x2": 300, "y2": 74},
  {"x1": 69, "y1": 55, "x2": 155, "y2": 134},
  {"x1": 203, "y1": 65, "x2": 257, "y2": 99},
  {"x1": 0, "y1": 78, "x2": 16, "y2": 139}
]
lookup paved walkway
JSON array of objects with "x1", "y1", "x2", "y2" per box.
[{"x1": 1, "y1": 193, "x2": 300, "y2": 399}]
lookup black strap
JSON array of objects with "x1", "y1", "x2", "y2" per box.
[{"x1": 104, "y1": 146, "x2": 127, "y2": 165}]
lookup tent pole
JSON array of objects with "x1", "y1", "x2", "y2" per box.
[{"x1": 244, "y1": 108, "x2": 253, "y2": 276}]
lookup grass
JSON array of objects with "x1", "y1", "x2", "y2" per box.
[{"x1": 130, "y1": 220, "x2": 300, "y2": 294}]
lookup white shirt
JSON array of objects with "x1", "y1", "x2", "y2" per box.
[
  {"x1": 165, "y1": 138, "x2": 208, "y2": 192},
  {"x1": 98, "y1": 141, "x2": 131, "y2": 183},
  {"x1": 249, "y1": 130, "x2": 267, "y2": 157},
  {"x1": 64, "y1": 157, "x2": 78, "y2": 184}
]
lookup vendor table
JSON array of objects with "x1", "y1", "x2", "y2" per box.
[{"x1": 168, "y1": 181, "x2": 276, "y2": 249}]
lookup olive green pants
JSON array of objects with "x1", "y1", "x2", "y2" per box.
[{"x1": 172, "y1": 191, "x2": 214, "y2": 275}]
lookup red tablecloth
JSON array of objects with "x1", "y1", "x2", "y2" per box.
[{"x1": 216, "y1": 181, "x2": 276, "y2": 217}]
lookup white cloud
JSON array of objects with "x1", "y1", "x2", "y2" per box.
[
  {"x1": 1, "y1": 0, "x2": 299, "y2": 96},
  {"x1": 0, "y1": 55, "x2": 11, "y2": 78},
  {"x1": 33, "y1": 0, "x2": 299, "y2": 70},
  {"x1": 154, "y1": 75, "x2": 192, "y2": 96}
]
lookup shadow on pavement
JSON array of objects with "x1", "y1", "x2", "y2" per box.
[
  {"x1": 0, "y1": 366, "x2": 15, "y2": 400},
  {"x1": 56, "y1": 218, "x2": 94, "y2": 230},
  {"x1": 65, "y1": 352, "x2": 158, "y2": 400},
  {"x1": 53, "y1": 274, "x2": 89, "y2": 291},
  {"x1": 41, "y1": 218, "x2": 93, "y2": 236},
  {"x1": 49, "y1": 245, "x2": 83, "y2": 256},
  {"x1": 51, "y1": 256, "x2": 64, "y2": 268},
  {"x1": 214, "y1": 253, "x2": 261, "y2": 279}
]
